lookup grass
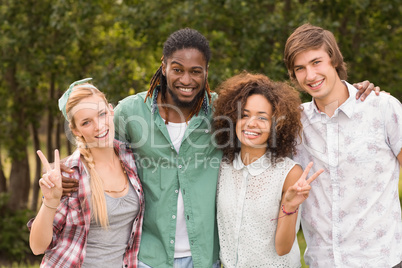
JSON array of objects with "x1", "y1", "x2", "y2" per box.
[
  {"x1": 0, "y1": 261, "x2": 39, "y2": 268},
  {"x1": 298, "y1": 230, "x2": 308, "y2": 268}
]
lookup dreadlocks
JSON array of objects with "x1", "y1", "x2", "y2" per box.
[{"x1": 145, "y1": 28, "x2": 212, "y2": 123}]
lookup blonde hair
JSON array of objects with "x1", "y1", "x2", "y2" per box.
[{"x1": 65, "y1": 84, "x2": 109, "y2": 227}]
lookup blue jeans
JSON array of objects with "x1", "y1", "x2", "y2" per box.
[{"x1": 138, "y1": 257, "x2": 221, "y2": 268}]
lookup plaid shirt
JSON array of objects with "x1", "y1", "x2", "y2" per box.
[{"x1": 28, "y1": 140, "x2": 144, "y2": 268}]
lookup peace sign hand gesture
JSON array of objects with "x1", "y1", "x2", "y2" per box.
[
  {"x1": 37, "y1": 150, "x2": 63, "y2": 207},
  {"x1": 283, "y1": 162, "x2": 324, "y2": 210}
]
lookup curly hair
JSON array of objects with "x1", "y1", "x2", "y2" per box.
[{"x1": 213, "y1": 71, "x2": 302, "y2": 163}]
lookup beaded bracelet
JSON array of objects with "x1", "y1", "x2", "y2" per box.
[
  {"x1": 270, "y1": 204, "x2": 298, "y2": 221},
  {"x1": 281, "y1": 204, "x2": 298, "y2": 215},
  {"x1": 42, "y1": 196, "x2": 59, "y2": 210}
]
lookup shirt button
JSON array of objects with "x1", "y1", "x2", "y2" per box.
[
  {"x1": 170, "y1": 240, "x2": 174, "y2": 244},
  {"x1": 171, "y1": 146, "x2": 174, "y2": 150},
  {"x1": 175, "y1": 190, "x2": 179, "y2": 194},
  {"x1": 205, "y1": 129, "x2": 209, "y2": 133},
  {"x1": 178, "y1": 165, "x2": 182, "y2": 169},
  {"x1": 172, "y1": 215, "x2": 176, "y2": 219}
]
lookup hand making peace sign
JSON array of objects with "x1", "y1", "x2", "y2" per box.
[
  {"x1": 37, "y1": 149, "x2": 63, "y2": 204},
  {"x1": 284, "y1": 162, "x2": 324, "y2": 209}
]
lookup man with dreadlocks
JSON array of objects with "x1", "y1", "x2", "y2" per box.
[{"x1": 113, "y1": 28, "x2": 222, "y2": 268}]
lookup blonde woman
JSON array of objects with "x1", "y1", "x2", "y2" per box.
[{"x1": 28, "y1": 78, "x2": 144, "y2": 267}]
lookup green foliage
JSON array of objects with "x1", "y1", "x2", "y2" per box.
[
  {"x1": 0, "y1": 0, "x2": 400, "y2": 262},
  {"x1": 119, "y1": 0, "x2": 401, "y2": 99},
  {"x1": 0, "y1": 193, "x2": 37, "y2": 262}
]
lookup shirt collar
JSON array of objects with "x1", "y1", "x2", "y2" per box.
[
  {"x1": 337, "y1": 81, "x2": 357, "y2": 118},
  {"x1": 307, "y1": 80, "x2": 357, "y2": 119},
  {"x1": 151, "y1": 85, "x2": 209, "y2": 116},
  {"x1": 233, "y1": 152, "x2": 271, "y2": 176}
]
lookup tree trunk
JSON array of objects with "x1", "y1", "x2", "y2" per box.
[
  {"x1": 9, "y1": 152, "x2": 30, "y2": 210},
  {"x1": 66, "y1": 135, "x2": 73, "y2": 155},
  {"x1": 56, "y1": 117, "x2": 61, "y2": 152},
  {"x1": 31, "y1": 122, "x2": 41, "y2": 211},
  {"x1": 4, "y1": 65, "x2": 31, "y2": 210},
  {"x1": 0, "y1": 147, "x2": 7, "y2": 193},
  {"x1": 67, "y1": 138, "x2": 72, "y2": 156},
  {"x1": 47, "y1": 74, "x2": 55, "y2": 163}
]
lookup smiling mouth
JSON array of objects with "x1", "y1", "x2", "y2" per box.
[
  {"x1": 178, "y1": 87, "x2": 193, "y2": 93},
  {"x1": 308, "y1": 79, "x2": 324, "y2": 88},
  {"x1": 243, "y1": 130, "x2": 260, "y2": 136},
  {"x1": 95, "y1": 130, "x2": 109, "y2": 138}
]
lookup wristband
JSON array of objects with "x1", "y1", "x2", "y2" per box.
[
  {"x1": 270, "y1": 204, "x2": 298, "y2": 221},
  {"x1": 281, "y1": 204, "x2": 298, "y2": 215}
]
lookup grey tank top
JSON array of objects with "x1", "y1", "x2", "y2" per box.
[{"x1": 82, "y1": 182, "x2": 139, "y2": 267}]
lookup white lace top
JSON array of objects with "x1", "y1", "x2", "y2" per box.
[{"x1": 217, "y1": 153, "x2": 301, "y2": 268}]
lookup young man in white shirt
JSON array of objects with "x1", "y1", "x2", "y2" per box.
[{"x1": 284, "y1": 23, "x2": 402, "y2": 268}]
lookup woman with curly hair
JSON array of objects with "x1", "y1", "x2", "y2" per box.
[{"x1": 213, "y1": 71, "x2": 323, "y2": 267}]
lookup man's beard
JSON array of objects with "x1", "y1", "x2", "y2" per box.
[{"x1": 167, "y1": 86, "x2": 205, "y2": 109}]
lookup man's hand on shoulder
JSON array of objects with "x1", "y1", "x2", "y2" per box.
[{"x1": 354, "y1": 80, "x2": 380, "y2": 101}]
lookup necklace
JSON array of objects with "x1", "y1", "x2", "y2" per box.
[{"x1": 104, "y1": 158, "x2": 128, "y2": 194}]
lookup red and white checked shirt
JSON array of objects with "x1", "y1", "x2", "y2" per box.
[{"x1": 28, "y1": 140, "x2": 144, "y2": 268}]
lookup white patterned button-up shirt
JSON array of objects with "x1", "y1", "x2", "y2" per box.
[{"x1": 294, "y1": 81, "x2": 402, "y2": 268}]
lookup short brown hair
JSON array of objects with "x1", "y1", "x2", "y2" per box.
[
  {"x1": 213, "y1": 71, "x2": 302, "y2": 163},
  {"x1": 284, "y1": 23, "x2": 347, "y2": 85}
]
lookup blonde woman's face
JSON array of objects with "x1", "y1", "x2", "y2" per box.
[{"x1": 71, "y1": 95, "x2": 115, "y2": 148}]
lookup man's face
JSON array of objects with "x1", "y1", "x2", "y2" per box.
[
  {"x1": 162, "y1": 48, "x2": 208, "y2": 108},
  {"x1": 293, "y1": 46, "x2": 340, "y2": 103}
]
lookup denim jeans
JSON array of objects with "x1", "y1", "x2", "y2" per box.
[{"x1": 138, "y1": 257, "x2": 221, "y2": 268}]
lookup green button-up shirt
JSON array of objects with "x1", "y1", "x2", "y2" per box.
[{"x1": 114, "y1": 89, "x2": 222, "y2": 268}]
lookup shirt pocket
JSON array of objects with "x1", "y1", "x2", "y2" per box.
[{"x1": 66, "y1": 197, "x2": 85, "y2": 226}]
